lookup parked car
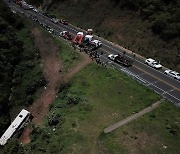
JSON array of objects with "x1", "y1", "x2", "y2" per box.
[
  {"x1": 145, "y1": 58, "x2": 162, "y2": 69},
  {"x1": 59, "y1": 19, "x2": 68, "y2": 25},
  {"x1": 164, "y1": 70, "x2": 180, "y2": 80},
  {"x1": 59, "y1": 31, "x2": 72, "y2": 40},
  {"x1": 90, "y1": 40, "x2": 102, "y2": 48}
]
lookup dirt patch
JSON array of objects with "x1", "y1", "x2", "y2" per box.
[
  {"x1": 19, "y1": 27, "x2": 91, "y2": 144},
  {"x1": 19, "y1": 128, "x2": 31, "y2": 144},
  {"x1": 29, "y1": 28, "x2": 62, "y2": 125}
]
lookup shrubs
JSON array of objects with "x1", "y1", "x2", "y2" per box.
[
  {"x1": 2, "y1": 139, "x2": 24, "y2": 154},
  {"x1": 140, "y1": 0, "x2": 180, "y2": 39},
  {"x1": 48, "y1": 114, "x2": 61, "y2": 126},
  {"x1": 151, "y1": 14, "x2": 169, "y2": 34},
  {"x1": 166, "y1": 123, "x2": 179, "y2": 135},
  {"x1": 26, "y1": 77, "x2": 46, "y2": 94}
]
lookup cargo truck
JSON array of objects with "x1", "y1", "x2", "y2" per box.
[{"x1": 108, "y1": 53, "x2": 133, "y2": 67}]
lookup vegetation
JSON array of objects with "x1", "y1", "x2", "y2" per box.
[
  {"x1": 28, "y1": 0, "x2": 180, "y2": 71},
  {"x1": 54, "y1": 37, "x2": 79, "y2": 72},
  {"x1": 10, "y1": 27, "x2": 45, "y2": 108},
  {"x1": 3, "y1": 139, "x2": 24, "y2": 154},
  {"x1": 0, "y1": 0, "x2": 24, "y2": 135},
  {"x1": 1, "y1": 1, "x2": 179, "y2": 153},
  {"x1": 100, "y1": 101, "x2": 180, "y2": 154},
  {"x1": 20, "y1": 64, "x2": 163, "y2": 153},
  {"x1": 0, "y1": 0, "x2": 44, "y2": 137}
]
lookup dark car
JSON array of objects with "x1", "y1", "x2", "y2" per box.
[
  {"x1": 59, "y1": 31, "x2": 72, "y2": 40},
  {"x1": 59, "y1": 19, "x2": 68, "y2": 25}
]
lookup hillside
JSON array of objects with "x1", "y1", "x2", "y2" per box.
[
  {"x1": 1, "y1": 1, "x2": 180, "y2": 153},
  {"x1": 0, "y1": 0, "x2": 45, "y2": 137},
  {"x1": 4, "y1": 63, "x2": 180, "y2": 153},
  {"x1": 28, "y1": 0, "x2": 180, "y2": 71}
]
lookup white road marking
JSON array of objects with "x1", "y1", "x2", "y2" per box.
[
  {"x1": 10, "y1": 3, "x2": 180, "y2": 104},
  {"x1": 162, "y1": 89, "x2": 174, "y2": 95},
  {"x1": 146, "y1": 81, "x2": 158, "y2": 86},
  {"x1": 137, "y1": 73, "x2": 145, "y2": 76}
]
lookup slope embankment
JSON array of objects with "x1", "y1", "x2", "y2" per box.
[{"x1": 19, "y1": 27, "x2": 91, "y2": 144}]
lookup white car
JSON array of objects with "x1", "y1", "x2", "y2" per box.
[
  {"x1": 91, "y1": 40, "x2": 102, "y2": 48},
  {"x1": 164, "y1": 70, "x2": 180, "y2": 80},
  {"x1": 145, "y1": 58, "x2": 162, "y2": 69},
  {"x1": 108, "y1": 54, "x2": 118, "y2": 61},
  {"x1": 33, "y1": 8, "x2": 38, "y2": 13}
]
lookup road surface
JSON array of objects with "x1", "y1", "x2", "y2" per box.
[{"x1": 4, "y1": 0, "x2": 180, "y2": 106}]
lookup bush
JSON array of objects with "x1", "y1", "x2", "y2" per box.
[
  {"x1": 48, "y1": 114, "x2": 61, "y2": 126},
  {"x1": 152, "y1": 13, "x2": 169, "y2": 34},
  {"x1": 3, "y1": 139, "x2": 23, "y2": 154},
  {"x1": 26, "y1": 83, "x2": 37, "y2": 94}
]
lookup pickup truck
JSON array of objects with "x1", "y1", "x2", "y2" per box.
[{"x1": 145, "y1": 58, "x2": 162, "y2": 69}]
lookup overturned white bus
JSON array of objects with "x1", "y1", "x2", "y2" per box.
[{"x1": 0, "y1": 109, "x2": 32, "y2": 146}]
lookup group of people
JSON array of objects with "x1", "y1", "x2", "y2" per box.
[{"x1": 74, "y1": 45, "x2": 107, "y2": 67}]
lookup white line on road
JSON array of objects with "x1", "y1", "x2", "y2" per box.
[{"x1": 10, "y1": 3, "x2": 180, "y2": 104}]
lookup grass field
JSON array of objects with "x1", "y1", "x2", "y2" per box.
[
  {"x1": 54, "y1": 37, "x2": 80, "y2": 72},
  {"x1": 22, "y1": 63, "x2": 168, "y2": 153},
  {"x1": 100, "y1": 101, "x2": 180, "y2": 154},
  {"x1": 3, "y1": 15, "x2": 179, "y2": 154}
]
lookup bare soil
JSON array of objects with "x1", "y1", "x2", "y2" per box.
[{"x1": 19, "y1": 27, "x2": 91, "y2": 144}]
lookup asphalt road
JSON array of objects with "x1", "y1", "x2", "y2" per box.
[{"x1": 5, "y1": 1, "x2": 180, "y2": 106}]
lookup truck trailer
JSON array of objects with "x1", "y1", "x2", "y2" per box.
[{"x1": 108, "y1": 54, "x2": 133, "y2": 67}]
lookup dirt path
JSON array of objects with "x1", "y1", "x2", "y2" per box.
[
  {"x1": 29, "y1": 28, "x2": 62, "y2": 125},
  {"x1": 19, "y1": 28, "x2": 91, "y2": 144},
  {"x1": 104, "y1": 99, "x2": 164, "y2": 133},
  {"x1": 65, "y1": 53, "x2": 91, "y2": 81}
]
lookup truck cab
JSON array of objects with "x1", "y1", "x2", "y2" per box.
[
  {"x1": 83, "y1": 35, "x2": 93, "y2": 45},
  {"x1": 73, "y1": 32, "x2": 84, "y2": 45}
]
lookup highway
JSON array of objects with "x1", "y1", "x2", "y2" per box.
[{"x1": 5, "y1": 0, "x2": 180, "y2": 106}]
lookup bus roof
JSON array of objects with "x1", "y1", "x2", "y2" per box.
[{"x1": 0, "y1": 109, "x2": 30, "y2": 146}]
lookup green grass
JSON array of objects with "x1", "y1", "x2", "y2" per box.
[
  {"x1": 11, "y1": 20, "x2": 79, "y2": 112},
  {"x1": 100, "y1": 101, "x2": 180, "y2": 154},
  {"x1": 54, "y1": 37, "x2": 80, "y2": 72},
  {"x1": 24, "y1": 63, "x2": 164, "y2": 153}
]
